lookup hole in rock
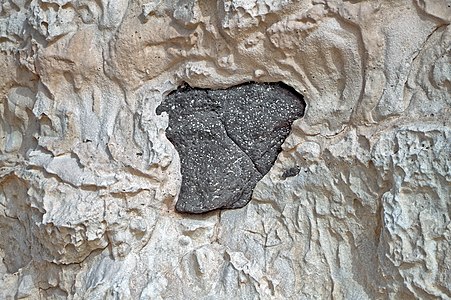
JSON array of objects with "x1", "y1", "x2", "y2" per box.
[{"x1": 156, "y1": 82, "x2": 305, "y2": 213}]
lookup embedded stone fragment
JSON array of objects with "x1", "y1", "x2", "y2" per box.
[{"x1": 157, "y1": 82, "x2": 305, "y2": 213}]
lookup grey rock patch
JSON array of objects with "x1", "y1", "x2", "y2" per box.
[
  {"x1": 157, "y1": 82, "x2": 305, "y2": 213},
  {"x1": 281, "y1": 166, "x2": 301, "y2": 179}
]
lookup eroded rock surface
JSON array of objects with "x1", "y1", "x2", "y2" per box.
[
  {"x1": 157, "y1": 83, "x2": 305, "y2": 213},
  {"x1": 0, "y1": 0, "x2": 450, "y2": 299}
]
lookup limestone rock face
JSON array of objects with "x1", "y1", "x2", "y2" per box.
[{"x1": 0, "y1": 0, "x2": 450, "y2": 299}]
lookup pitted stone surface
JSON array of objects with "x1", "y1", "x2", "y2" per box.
[
  {"x1": 157, "y1": 83, "x2": 305, "y2": 213},
  {"x1": 1, "y1": 1, "x2": 450, "y2": 298}
]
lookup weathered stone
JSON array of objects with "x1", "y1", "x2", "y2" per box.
[
  {"x1": 157, "y1": 83, "x2": 305, "y2": 213},
  {"x1": 1, "y1": 1, "x2": 450, "y2": 299}
]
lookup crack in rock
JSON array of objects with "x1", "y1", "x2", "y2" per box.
[{"x1": 157, "y1": 82, "x2": 305, "y2": 213}]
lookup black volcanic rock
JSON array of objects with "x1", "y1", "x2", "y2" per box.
[{"x1": 156, "y1": 82, "x2": 305, "y2": 213}]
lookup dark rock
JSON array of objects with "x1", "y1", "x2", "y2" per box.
[
  {"x1": 157, "y1": 82, "x2": 305, "y2": 213},
  {"x1": 281, "y1": 166, "x2": 301, "y2": 179}
]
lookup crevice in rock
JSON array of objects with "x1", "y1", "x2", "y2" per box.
[
  {"x1": 215, "y1": 111, "x2": 263, "y2": 176},
  {"x1": 157, "y1": 82, "x2": 305, "y2": 213}
]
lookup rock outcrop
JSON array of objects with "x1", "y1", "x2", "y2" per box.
[{"x1": 0, "y1": 0, "x2": 450, "y2": 299}]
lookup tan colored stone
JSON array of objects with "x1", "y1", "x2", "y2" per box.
[{"x1": 0, "y1": 0, "x2": 450, "y2": 298}]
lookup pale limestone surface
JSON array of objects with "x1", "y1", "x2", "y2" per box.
[{"x1": 0, "y1": 0, "x2": 450, "y2": 299}]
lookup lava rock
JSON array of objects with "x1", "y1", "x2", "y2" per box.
[{"x1": 157, "y1": 82, "x2": 305, "y2": 213}]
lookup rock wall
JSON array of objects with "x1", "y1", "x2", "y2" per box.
[{"x1": 0, "y1": 0, "x2": 450, "y2": 299}]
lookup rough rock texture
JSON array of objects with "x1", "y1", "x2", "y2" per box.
[
  {"x1": 0, "y1": 0, "x2": 450, "y2": 299},
  {"x1": 157, "y1": 83, "x2": 305, "y2": 213}
]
